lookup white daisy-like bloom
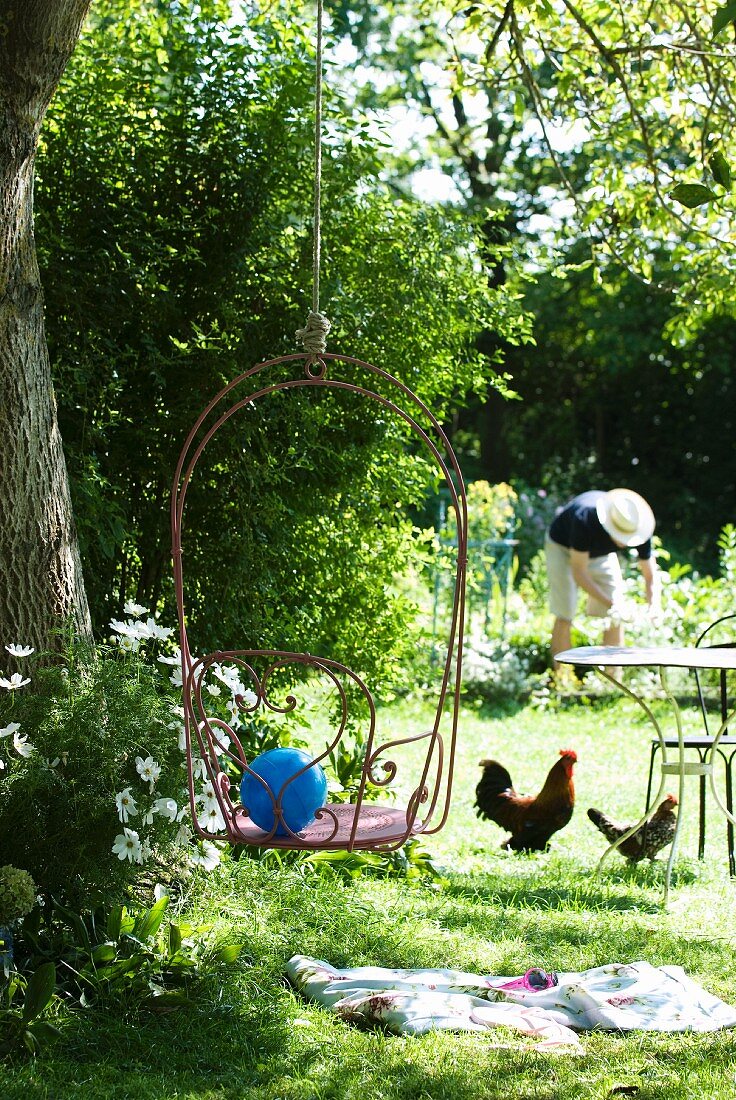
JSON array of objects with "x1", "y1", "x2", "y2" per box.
[
  {"x1": 199, "y1": 803, "x2": 226, "y2": 833},
  {"x1": 188, "y1": 839, "x2": 221, "y2": 871},
  {"x1": 13, "y1": 732, "x2": 34, "y2": 757},
  {"x1": 200, "y1": 779, "x2": 217, "y2": 802},
  {"x1": 169, "y1": 667, "x2": 183, "y2": 689},
  {"x1": 113, "y1": 634, "x2": 141, "y2": 653},
  {"x1": 215, "y1": 731, "x2": 231, "y2": 753},
  {"x1": 191, "y1": 756, "x2": 208, "y2": 781},
  {"x1": 158, "y1": 649, "x2": 182, "y2": 667},
  {"x1": 0, "y1": 722, "x2": 21, "y2": 738},
  {"x1": 174, "y1": 823, "x2": 194, "y2": 847},
  {"x1": 152, "y1": 797, "x2": 178, "y2": 822},
  {"x1": 212, "y1": 663, "x2": 240, "y2": 688},
  {"x1": 142, "y1": 808, "x2": 155, "y2": 826},
  {"x1": 115, "y1": 787, "x2": 139, "y2": 823},
  {"x1": 237, "y1": 688, "x2": 259, "y2": 710},
  {"x1": 123, "y1": 601, "x2": 149, "y2": 617},
  {"x1": 5, "y1": 644, "x2": 34, "y2": 658},
  {"x1": 205, "y1": 683, "x2": 222, "y2": 697},
  {"x1": 135, "y1": 755, "x2": 162, "y2": 788},
  {"x1": 138, "y1": 617, "x2": 174, "y2": 642},
  {"x1": 140, "y1": 838, "x2": 153, "y2": 862},
  {"x1": 112, "y1": 828, "x2": 143, "y2": 863},
  {"x1": 0, "y1": 672, "x2": 31, "y2": 690},
  {"x1": 41, "y1": 756, "x2": 61, "y2": 772},
  {"x1": 109, "y1": 618, "x2": 142, "y2": 639}
]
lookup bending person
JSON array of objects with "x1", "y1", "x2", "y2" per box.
[{"x1": 545, "y1": 488, "x2": 659, "y2": 666}]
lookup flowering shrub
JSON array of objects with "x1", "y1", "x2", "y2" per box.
[
  {"x1": 0, "y1": 867, "x2": 36, "y2": 926},
  {"x1": 0, "y1": 623, "x2": 198, "y2": 905},
  {"x1": 461, "y1": 630, "x2": 533, "y2": 702}
]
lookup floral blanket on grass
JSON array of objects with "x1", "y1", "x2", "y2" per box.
[{"x1": 286, "y1": 956, "x2": 736, "y2": 1054}]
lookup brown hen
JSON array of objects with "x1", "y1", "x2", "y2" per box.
[{"x1": 475, "y1": 750, "x2": 577, "y2": 851}]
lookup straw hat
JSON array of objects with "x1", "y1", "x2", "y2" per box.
[{"x1": 596, "y1": 489, "x2": 655, "y2": 547}]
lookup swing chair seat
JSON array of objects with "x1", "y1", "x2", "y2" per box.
[{"x1": 230, "y1": 801, "x2": 422, "y2": 850}]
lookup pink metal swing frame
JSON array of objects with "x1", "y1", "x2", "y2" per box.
[{"x1": 171, "y1": 350, "x2": 467, "y2": 851}]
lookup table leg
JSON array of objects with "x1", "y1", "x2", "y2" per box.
[
  {"x1": 593, "y1": 670, "x2": 673, "y2": 884},
  {"x1": 657, "y1": 667, "x2": 687, "y2": 905},
  {"x1": 707, "y1": 711, "x2": 736, "y2": 836}
]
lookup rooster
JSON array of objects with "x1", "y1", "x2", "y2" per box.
[
  {"x1": 475, "y1": 750, "x2": 577, "y2": 851},
  {"x1": 587, "y1": 795, "x2": 678, "y2": 862}
]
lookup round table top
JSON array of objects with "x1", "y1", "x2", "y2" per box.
[{"x1": 555, "y1": 645, "x2": 736, "y2": 670}]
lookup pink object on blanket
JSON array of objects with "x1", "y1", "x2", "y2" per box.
[{"x1": 497, "y1": 968, "x2": 559, "y2": 993}]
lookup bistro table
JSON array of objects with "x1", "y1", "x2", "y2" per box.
[{"x1": 555, "y1": 645, "x2": 736, "y2": 903}]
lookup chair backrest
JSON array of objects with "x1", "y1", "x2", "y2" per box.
[{"x1": 695, "y1": 613, "x2": 736, "y2": 734}]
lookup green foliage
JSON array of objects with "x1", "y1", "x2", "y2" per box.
[
  {"x1": 257, "y1": 836, "x2": 447, "y2": 885},
  {"x1": 17, "y1": 894, "x2": 242, "y2": 1016},
  {"x1": 0, "y1": 868, "x2": 36, "y2": 927},
  {"x1": 0, "y1": 963, "x2": 58, "y2": 1060},
  {"x1": 502, "y1": 256, "x2": 736, "y2": 570},
  {"x1": 35, "y1": 0, "x2": 519, "y2": 697},
  {"x1": 0, "y1": 648, "x2": 184, "y2": 906}
]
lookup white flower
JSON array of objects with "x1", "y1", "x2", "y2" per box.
[
  {"x1": 13, "y1": 732, "x2": 34, "y2": 757},
  {"x1": 0, "y1": 758, "x2": 5, "y2": 771},
  {"x1": 205, "y1": 683, "x2": 221, "y2": 697},
  {"x1": 109, "y1": 618, "x2": 141, "y2": 639},
  {"x1": 138, "y1": 616, "x2": 174, "y2": 642},
  {"x1": 152, "y1": 797, "x2": 178, "y2": 822},
  {"x1": 112, "y1": 828, "x2": 143, "y2": 863},
  {"x1": 238, "y1": 688, "x2": 258, "y2": 709},
  {"x1": 174, "y1": 823, "x2": 193, "y2": 847},
  {"x1": 169, "y1": 667, "x2": 183, "y2": 689},
  {"x1": 114, "y1": 634, "x2": 141, "y2": 653},
  {"x1": 188, "y1": 839, "x2": 221, "y2": 871},
  {"x1": 157, "y1": 649, "x2": 181, "y2": 666},
  {"x1": 0, "y1": 722, "x2": 21, "y2": 738},
  {"x1": 199, "y1": 803, "x2": 226, "y2": 832},
  {"x1": 5, "y1": 644, "x2": 34, "y2": 658},
  {"x1": 192, "y1": 757, "x2": 208, "y2": 781},
  {"x1": 0, "y1": 672, "x2": 31, "y2": 690},
  {"x1": 199, "y1": 779, "x2": 218, "y2": 804},
  {"x1": 115, "y1": 787, "x2": 139, "y2": 823},
  {"x1": 123, "y1": 601, "x2": 149, "y2": 617},
  {"x1": 135, "y1": 755, "x2": 162, "y2": 789},
  {"x1": 41, "y1": 756, "x2": 61, "y2": 772},
  {"x1": 140, "y1": 838, "x2": 153, "y2": 862}
]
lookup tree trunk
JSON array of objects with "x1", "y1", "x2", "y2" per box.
[{"x1": 0, "y1": 1, "x2": 93, "y2": 653}]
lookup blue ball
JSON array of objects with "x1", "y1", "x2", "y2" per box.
[{"x1": 240, "y1": 747, "x2": 327, "y2": 836}]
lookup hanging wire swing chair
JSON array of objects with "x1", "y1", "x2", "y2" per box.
[
  {"x1": 171, "y1": 351, "x2": 468, "y2": 852},
  {"x1": 169, "y1": 0, "x2": 468, "y2": 853}
]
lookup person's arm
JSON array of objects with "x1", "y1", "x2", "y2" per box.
[
  {"x1": 638, "y1": 556, "x2": 661, "y2": 610},
  {"x1": 569, "y1": 549, "x2": 614, "y2": 608}
]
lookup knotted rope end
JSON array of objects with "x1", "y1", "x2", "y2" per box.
[{"x1": 295, "y1": 310, "x2": 331, "y2": 358}]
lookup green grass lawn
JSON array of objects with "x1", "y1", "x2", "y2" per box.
[{"x1": 4, "y1": 694, "x2": 736, "y2": 1099}]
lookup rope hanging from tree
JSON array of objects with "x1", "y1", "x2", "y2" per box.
[{"x1": 295, "y1": 0, "x2": 331, "y2": 359}]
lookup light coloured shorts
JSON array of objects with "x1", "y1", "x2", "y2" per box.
[{"x1": 545, "y1": 536, "x2": 623, "y2": 620}]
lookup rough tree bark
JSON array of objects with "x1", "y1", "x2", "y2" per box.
[{"x1": 0, "y1": 1, "x2": 93, "y2": 654}]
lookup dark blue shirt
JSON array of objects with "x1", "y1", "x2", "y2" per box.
[{"x1": 548, "y1": 490, "x2": 652, "y2": 560}]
